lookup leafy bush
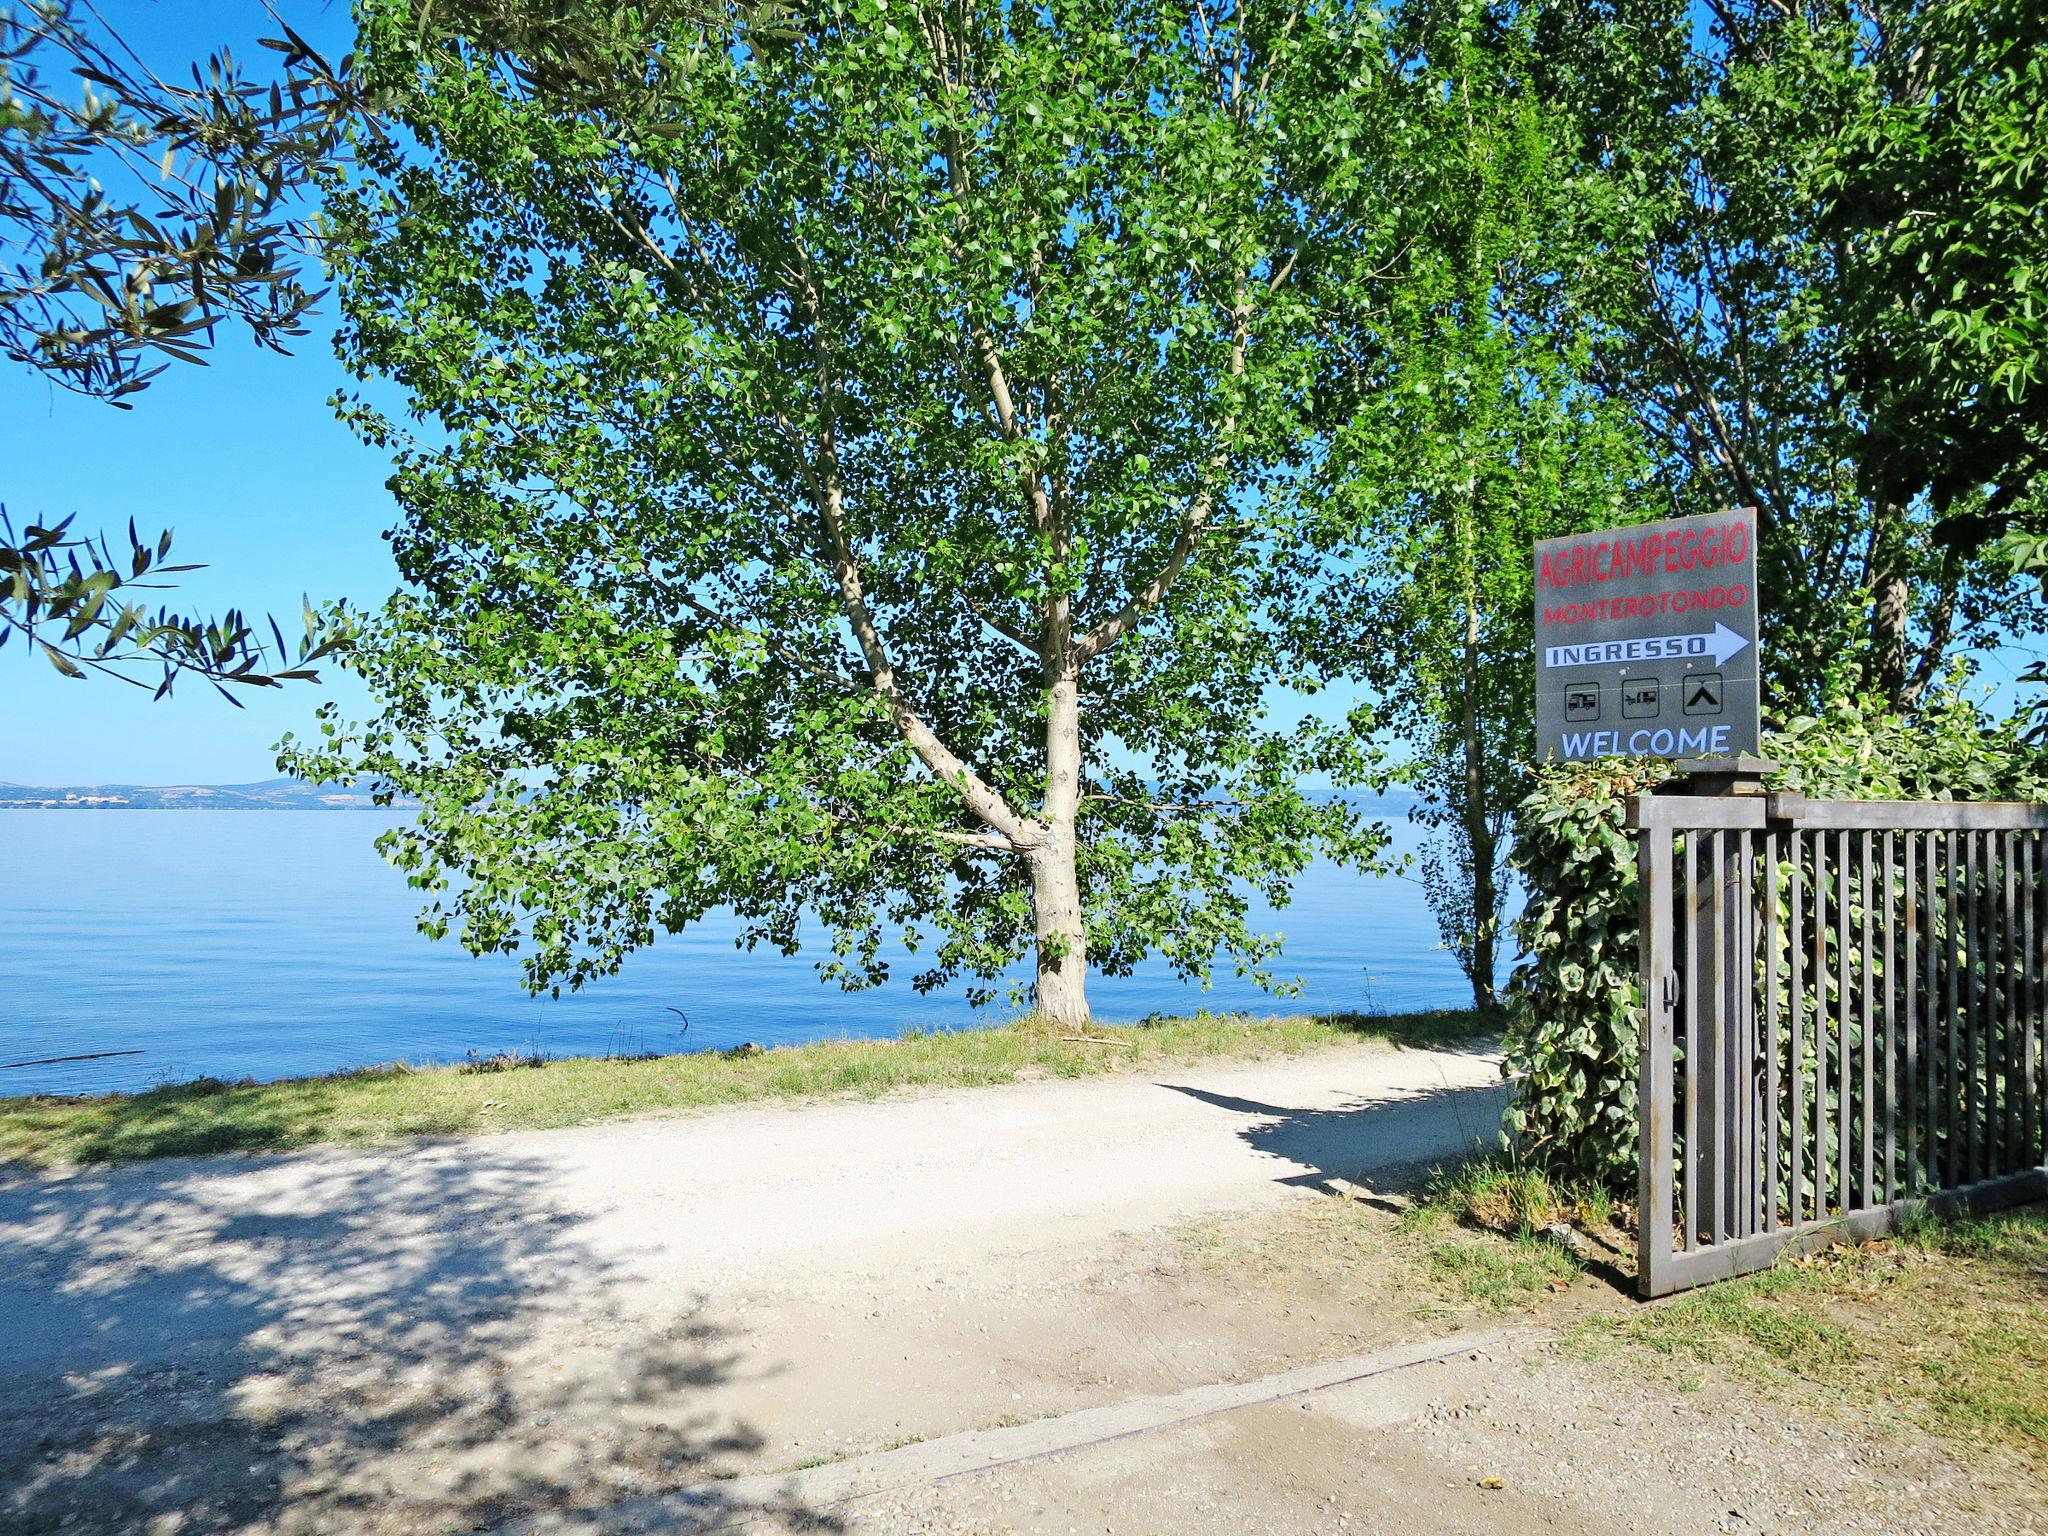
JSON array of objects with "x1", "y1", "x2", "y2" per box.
[
  {"x1": 1502, "y1": 689, "x2": 2048, "y2": 1190},
  {"x1": 1769, "y1": 686, "x2": 2048, "y2": 801},
  {"x1": 1501, "y1": 758, "x2": 1669, "y2": 1184}
]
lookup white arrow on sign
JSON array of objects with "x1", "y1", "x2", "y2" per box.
[{"x1": 1543, "y1": 621, "x2": 1751, "y2": 670}]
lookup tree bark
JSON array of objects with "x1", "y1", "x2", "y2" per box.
[
  {"x1": 1030, "y1": 664, "x2": 1090, "y2": 1025},
  {"x1": 1456, "y1": 512, "x2": 1498, "y2": 1017},
  {"x1": 1868, "y1": 501, "x2": 1912, "y2": 709}
]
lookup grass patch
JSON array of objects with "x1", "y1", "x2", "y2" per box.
[
  {"x1": 1420, "y1": 1231, "x2": 1581, "y2": 1311},
  {"x1": 1389, "y1": 1154, "x2": 1621, "y2": 1312},
  {"x1": 0, "y1": 1007, "x2": 1481, "y2": 1168},
  {"x1": 1586, "y1": 1203, "x2": 2048, "y2": 1463},
  {"x1": 1407, "y1": 1155, "x2": 1616, "y2": 1235},
  {"x1": 1614, "y1": 1264, "x2": 1859, "y2": 1371}
]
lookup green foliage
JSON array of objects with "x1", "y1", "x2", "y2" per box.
[
  {"x1": 1503, "y1": 690, "x2": 2048, "y2": 1188},
  {"x1": 1309, "y1": 11, "x2": 1652, "y2": 1009},
  {"x1": 1769, "y1": 687, "x2": 2048, "y2": 802},
  {"x1": 1534, "y1": 0, "x2": 2047, "y2": 708},
  {"x1": 0, "y1": 509, "x2": 348, "y2": 700},
  {"x1": 1818, "y1": 0, "x2": 2048, "y2": 552},
  {"x1": 1, "y1": 1, "x2": 358, "y2": 695},
  {"x1": 1501, "y1": 756, "x2": 1669, "y2": 1184},
  {"x1": 0, "y1": 0, "x2": 352, "y2": 401},
  {"x1": 286, "y1": 0, "x2": 1400, "y2": 1014}
]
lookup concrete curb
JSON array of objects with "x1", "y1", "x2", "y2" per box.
[{"x1": 495, "y1": 1325, "x2": 1538, "y2": 1535}]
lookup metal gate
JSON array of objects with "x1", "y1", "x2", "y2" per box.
[{"x1": 1631, "y1": 788, "x2": 2048, "y2": 1297}]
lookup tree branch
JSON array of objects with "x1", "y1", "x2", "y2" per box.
[
  {"x1": 792, "y1": 259, "x2": 1035, "y2": 849},
  {"x1": 1072, "y1": 282, "x2": 1253, "y2": 664}
]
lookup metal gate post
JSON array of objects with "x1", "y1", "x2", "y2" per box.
[
  {"x1": 1634, "y1": 797, "x2": 1677, "y2": 1298},
  {"x1": 1639, "y1": 759, "x2": 1774, "y2": 1262},
  {"x1": 1688, "y1": 758, "x2": 1773, "y2": 1247}
]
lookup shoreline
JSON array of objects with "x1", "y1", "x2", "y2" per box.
[{"x1": 0, "y1": 1007, "x2": 1485, "y2": 1168}]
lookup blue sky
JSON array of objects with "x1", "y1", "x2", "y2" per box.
[
  {"x1": 4, "y1": 1, "x2": 2038, "y2": 786},
  {"x1": 2, "y1": 1, "x2": 382, "y2": 785}
]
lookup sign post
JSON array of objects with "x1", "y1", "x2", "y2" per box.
[
  {"x1": 1535, "y1": 508, "x2": 1768, "y2": 1249},
  {"x1": 1533, "y1": 508, "x2": 1760, "y2": 765}
]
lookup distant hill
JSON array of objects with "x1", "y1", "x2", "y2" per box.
[
  {"x1": 0, "y1": 777, "x2": 1414, "y2": 814},
  {"x1": 0, "y1": 778, "x2": 403, "y2": 811}
]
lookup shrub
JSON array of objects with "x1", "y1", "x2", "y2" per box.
[
  {"x1": 1502, "y1": 688, "x2": 2047, "y2": 1191},
  {"x1": 1501, "y1": 757, "x2": 1669, "y2": 1185}
]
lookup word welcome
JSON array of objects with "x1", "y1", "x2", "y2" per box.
[
  {"x1": 1538, "y1": 520, "x2": 1751, "y2": 590},
  {"x1": 1561, "y1": 724, "x2": 1733, "y2": 758}
]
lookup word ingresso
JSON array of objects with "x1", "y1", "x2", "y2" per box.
[
  {"x1": 1560, "y1": 724, "x2": 1734, "y2": 758},
  {"x1": 1543, "y1": 621, "x2": 1750, "y2": 669}
]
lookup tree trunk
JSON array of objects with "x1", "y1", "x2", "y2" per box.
[
  {"x1": 1460, "y1": 741, "x2": 1499, "y2": 1015},
  {"x1": 1030, "y1": 666, "x2": 1090, "y2": 1026},
  {"x1": 1029, "y1": 837, "x2": 1089, "y2": 1026},
  {"x1": 1868, "y1": 501, "x2": 1911, "y2": 708},
  {"x1": 1458, "y1": 552, "x2": 1498, "y2": 1017}
]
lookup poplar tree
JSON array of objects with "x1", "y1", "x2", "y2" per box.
[
  {"x1": 287, "y1": 0, "x2": 1395, "y2": 1021},
  {"x1": 1310, "y1": 15, "x2": 1648, "y2": 1012}
]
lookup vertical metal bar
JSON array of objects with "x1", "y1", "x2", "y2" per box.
[
  {"x1": 1710, "y1": 828, "x2": 1728, "y2": 1245},
  {"x1": 1966, "y1": 831, "x2": 1982, "y2": 1186},
  {"x1": 1984, "y1": 830, "x2": 2000, "y2": 1181},
  {"x1": 1904, "y1": 831, "x2": 1919, "y2": 1192},
  {"x1": 1789, "y1": 829, "x2": 1807, "y2": 1225},
  {"x1": 1817, "y1": 830, "x2": 1832, "y2": 1216},
  {"x1": 1638, "y1": 820, "x2": 1677, "y2": 1298},
  {"x1": 1860, "y1": 828, "x2": 1875, "y2": 1209},
  {"x1": 1837, "y1": 829, "x2": 1853, "y2": 1209},
  {"x1": 1991, "y1": 830, "x2": 2002, "y2": 1177},
  {"x1": 1946, "y1": 829, "x2": 1961, "y2": 1190},
  {"x1": 2019, "y1": 831, "x2": 2030, "y2": 1169},
  {"x1": 1684, "y1": 830, "x2": 1700, "y2": 1248},
  {"x1": 2028, "y1": 833, "x2": 2041, "y2": 1169},
  {"x1": 1985, "y1": 828, "x2": 1997, "y2": 1181},
  {"x1": 1883, "y1": 829, "x2": 1897, "y2": 1206},
  {"x1": 1740, "y1": 831, "x2": 1759, "y2": 1237},
  {"x1": 2000, "y1": 831, "x2": 2016, "y2": 1176},
  {"x1": 1765, "y1": 830, "x2": 1782, "y2": 1230}
]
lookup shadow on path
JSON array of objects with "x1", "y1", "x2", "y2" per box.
[
  {"x1": 1157, "y1": 1071, "x2": 1507, "y2": 1200},
  {"x1": 0, "y1": 1149, "x2": 837, "y2": 1535}
]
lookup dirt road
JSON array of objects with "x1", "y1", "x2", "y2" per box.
[
  {"x1": 3, "y1": 1040, "x2": 2028, "y2": 1536},
  {"x1": 0, "y1": 1040, "x2": 1504, "y2": 1533}
]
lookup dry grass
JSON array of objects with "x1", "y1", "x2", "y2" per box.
[
  {"x1": 0, "y1": 1008, "x2": 1481, "y2": 1168},
  {"x1": 1580, "y1": 1203, "x2": 2048, "y2": 1466},
  {"x1": 1406, "y1": 1152, "x2": 2047, "y2": 1462}
]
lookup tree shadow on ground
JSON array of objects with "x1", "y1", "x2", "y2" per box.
[
  {"x1": 0, "y1": 1148, "x2": 839, "y2": 1535},
  {"x1": 1155, "y1": 1073, "x2": 1509, "y2": 1202},
  {"x1": 1159, "y1": 1077, "x2": 1654, "y2": 1296}
]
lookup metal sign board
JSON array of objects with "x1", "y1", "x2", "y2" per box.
[{"x1": 1533, "y1": 508, "x2": 1760, "y2": 762}]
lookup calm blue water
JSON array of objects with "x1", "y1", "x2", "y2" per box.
[{"x1": 0, "y1": 807, "x2": 1472, "y2": 1097}]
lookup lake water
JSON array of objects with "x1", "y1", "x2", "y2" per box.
[{"x1": 0, "y1": 807, "x2": 1474, "y2": 1097}]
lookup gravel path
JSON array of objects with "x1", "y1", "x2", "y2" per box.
[
  {"x1": 7, "y1": 1041, "x2": 2023, "y2": 1536},
  {"x1": 0, "y1": 1040, "x2": 1505, "y2": 1534}
]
